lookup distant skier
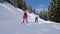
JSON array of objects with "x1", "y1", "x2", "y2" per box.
[
  {"x1": 23, "y1": 12, "x2": 28, "y2": 23},
  {"x1": 35, "y1": 15, "x2": 38, "y2": 23}
]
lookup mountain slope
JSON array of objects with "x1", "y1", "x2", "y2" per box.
[{"x1": 0, "y1": 2, "x2": 60, "y2": 34}]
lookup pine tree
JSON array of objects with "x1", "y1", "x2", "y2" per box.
[
  {"x1": 27, "y1": 5, "x2": 33, "y2": 13},
  {"x1": 48, "y1": 0, "x2": 60, "y2": 22},
  {"x1": 54, "y1": 0, "x2": 60, "y2": 22},
  {"x1": 33, "y1": 9, "x2": 36, "y2": 14},
  {"x1": 18, "y1": 0, "x2": 26, "y2": 11},
  {"x1": 23, "y1": 1, "x2": 26, "y2": 11},
  {"x1": 0, "y1": 0, "x2": 4, "y2": 3},
  {"x1": 39, "y1": 10, "x2": 44, "y2": 19}
]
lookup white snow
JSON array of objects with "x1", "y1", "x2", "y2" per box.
[{"x1": 0, "y1": 2, "x2": 60, "y2": 34}]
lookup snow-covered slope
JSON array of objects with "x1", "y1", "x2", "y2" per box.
[
  {"x1": 0, "y1": 2, "x2": 60, "y2": 34},
  {"x1": 0, "y1": 2, "x2": 21, "y2": 34}
]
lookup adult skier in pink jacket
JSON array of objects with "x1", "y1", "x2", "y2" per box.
[{"x1": 23, "y1": 12, "x2": 28, "y2": 23}]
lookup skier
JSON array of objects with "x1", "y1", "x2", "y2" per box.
[
  {"x1": 35, "y1": 15, "x2": 38, "y2": 23},
  {"x1": 23, "y1": 12, "x2": 28, "y2": 23}
]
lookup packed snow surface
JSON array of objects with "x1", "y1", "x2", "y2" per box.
[{"x1": 0, "y1": 2, "x2": 60, "y2": 34}]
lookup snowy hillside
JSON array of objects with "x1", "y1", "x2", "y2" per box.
[{"x1": 0, "y1": 2, "x2": 60, "y2": 34}]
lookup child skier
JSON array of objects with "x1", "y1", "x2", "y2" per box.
[
  {"x1": 35, "y1": 15, "x2": 38, "y2": 23},
  {"x1": 23, "y1": 12, "x2": 28, "y2": 23}
]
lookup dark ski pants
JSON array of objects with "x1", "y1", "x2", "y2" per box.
[{"x1": 23, "y1": 18, "x2": 28, "y2": 23}]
